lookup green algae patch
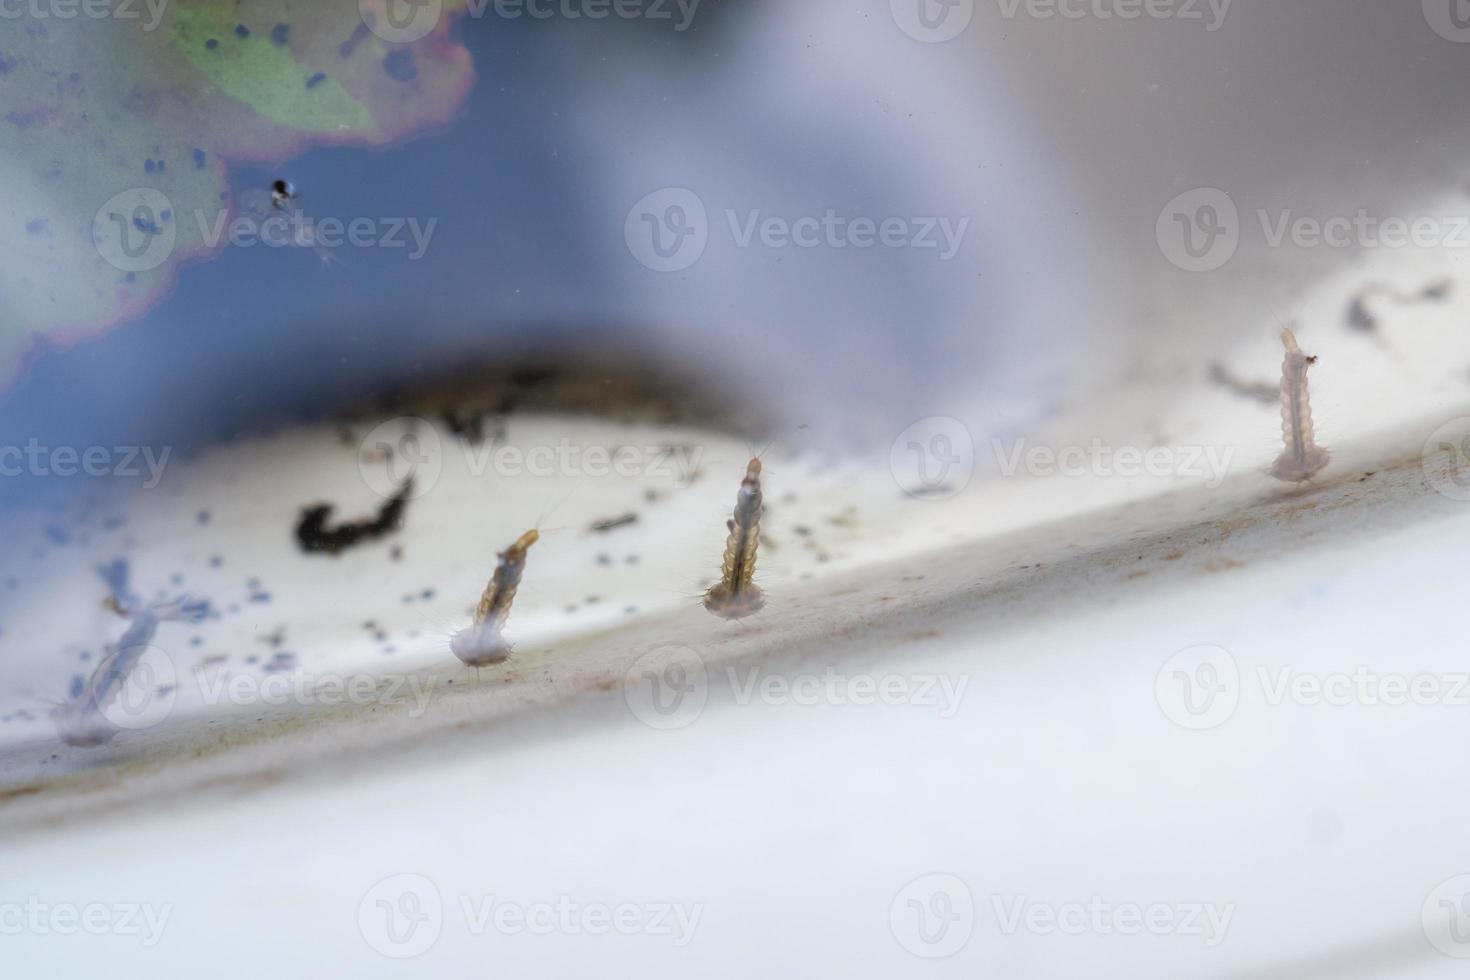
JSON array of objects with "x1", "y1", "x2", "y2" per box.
[{"x1": 0, "y1": 0, "x2": 475, "y2": 386}]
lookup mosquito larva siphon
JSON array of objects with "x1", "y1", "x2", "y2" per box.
[
  {"x1": 1269, "y1": 328, "x2": 1331, "y2": 483},
  {"x1": 450, "y1": 529, "x2": 539, "y2": 667},
  {"x1": 703, "y1": 458, "x2": 765, "y2": 620}
]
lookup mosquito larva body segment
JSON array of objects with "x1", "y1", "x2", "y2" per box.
[
  {"x1": 704, "y1": 458, "x2": 765, "y2": 620},
  {"x1": 452, "y1": 529, "x2": 539, "y2": 667},
  {"x1": 1270, "y1": 328, "x2": 1331, "y2": 483}
]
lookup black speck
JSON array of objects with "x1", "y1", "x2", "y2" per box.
[
  {"x1": 205, "y1": 38, "x2": 219, "y2": 50},
  {"x1": 270, "y1": 23, "x2": 290, "y2": 45},
  {"x1": 383, "y1": 49, "x2": 417, "y2": 82},
  {"x1": 234, "y1": 24, "x2": 250, "y2": 38},
  {"x1": 193, "y1": 148, "x2": 207, "y2": 169},
  {"x1": 305, "y1": 72, "x2": 327, "y2": 89}
]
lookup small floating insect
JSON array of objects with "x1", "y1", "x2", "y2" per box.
[
  {"x1": 1270, "y1": 328, "x2": 1331, "y2": 483},
  {"x1": 270, "y1": 178, "x2": 296, "y2": 210},
  {"x1": 704, "y1": 458, "x2": 765, "y2": 620},
  {"x1": 451, "y1": 529, "x2": 539, "y2": 667}
]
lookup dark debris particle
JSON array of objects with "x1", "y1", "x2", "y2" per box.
[
  {"x1": 421, "y1": 588, "x2": 435, "y2": 600},
  {"x1": 296, "y1": 478, "x2": 413, "y2": 555},
  {"x1": 305, "y1": 72, "x2": 327, "y2": 89},
  {"x1": 205, "y1": 38, "x2": 219, "y2": 49},
  {"x1": 197, "y1": 510, "x2": 211, "y2": 525},
  {"x1": 208, "y1": 555, "x2": 223, "y2": 568},
  {"x1": 234, "y1": 24, "x2": 250, "y2": 38},
  {"x1": 193, "y1": 148, "x2": 207, "y2": 168},
  {"x1": 263, "y1": 652, "x2": 297, "y2": 673},
  {"x1": 589, "y1": 513, "x2": 638, "y2": 533},
  {"x1": 383, "y1": 49, "x2": 418, "y2": 82},
  {"x1": 596, "y1": 554, "x2": 611, "y2": 566},
  {"x1": 271, "y1": 23, "x2": 290, "y2": 45}
]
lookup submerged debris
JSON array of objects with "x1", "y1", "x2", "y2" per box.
[
  {"x1": 589, "y1": 513, "x2": 638, "y2": 533},
  {"x1": 704, "y1": 458, "x2": 766, "y2": 620},
  {"x1": 1346, "y1": 280, "x2": 1451, "y2": 333},
  {"x1": 295, "y1": 478, "x2": 413, "y2": 555},
  {"x1": 1207, "y1": 361, "x2": 1278, "y2": 406}
]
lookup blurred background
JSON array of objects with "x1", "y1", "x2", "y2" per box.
[{"x1": 5, "y1": 2, "x2": 1470, "y2": 977}]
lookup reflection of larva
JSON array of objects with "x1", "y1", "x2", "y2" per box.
[
  {"x1": 704, "y1": 458, "x2": 765, "y2": 620},
  {"x1": 1270, "y1": 328, "x2": 1331, "y2": 483},
  {"x1": 451, "y1": 529, "x2": 539, "y2": 667}
]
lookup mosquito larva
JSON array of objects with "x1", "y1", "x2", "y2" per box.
[
  {"x1": 450, "y1": 529, "x2": 539, "y2": 667},
  {"x1": 53, "y1": 595, "x2": 208, "y2": 747},
  {"x1": 1270, "y1": 328, "x2": 1331, "y2": 483},
  {"x1": 704, "y1": 458, "x2": 765, "y2": 620}
]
